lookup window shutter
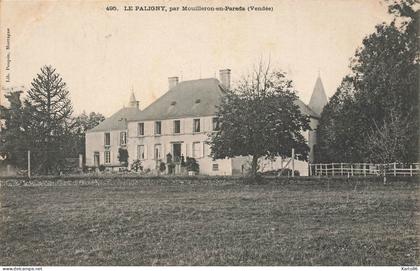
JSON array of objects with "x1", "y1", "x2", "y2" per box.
[
  {"x1": 202, "y1": 142, "x2": 205, "y2": 158},
  {"x1": 162, "y1": 144, "x2": 166, "y2": 159},
  {"x1": 185, "y1": 143, "x2": 189, "y2": 157},
  {"x1": 144, "y1": 145, "x2": 148, "y2": 160}
]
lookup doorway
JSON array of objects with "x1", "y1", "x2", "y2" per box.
[{"x1": 172, "y1": 143, "x2": 182, "y2": 162}]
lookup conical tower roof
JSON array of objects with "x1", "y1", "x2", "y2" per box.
[
  {"x1": 308, "y1": 76, "x2": 328, "y2": 115},
  {"x1": 129, "y1": 89, "x2": 139, "y2": 108},
  {"x1": 129, "y1": 91, "x2": 136, "y2": 103}
]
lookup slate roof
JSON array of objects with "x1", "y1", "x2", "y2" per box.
[
  {"x1": 87, "y1": 77, "x2": 320, "y2": 133},
  {"x1": 131, "y1": 78, "x2": 226, "y2": 121},
  {"x1": 295, "y1": 99, "x2": 319, "y2": 118},
  {"x1": 308, "y1": 76, "x2": 328, "y2": 116},
  {"x1": 87, "y1": 107, "x2": 141, "y2": 133}
]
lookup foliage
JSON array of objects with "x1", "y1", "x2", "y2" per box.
[
  {"x1": 0, "y1": 91, "x2": 31, "y2": 168},
  {"x1": 98, "y1": 164, "x2": 106, "y2": 172},
  {"x1": 64, "y1": 111, "x2": 105, "y2": 158},
  {"x1": 210, "y1": 62, "x2": 310, "y2": 177},
  {"x1": 316, "y1": 1, "x2": 419, "y2": 163},
  {"x1": 185, "y1": 157, "x2": 199, "y2": 172},
  {"x1": 0, "y1": 75, "x2": 104, "y2": 173},
  {"x1": 166, "y1": 153, "x2": 172, "y2": 163},
  {"x1": 22, "y1": 66, "x2": 74, "y2": 174},
  {"x1": 262, "y1": 168, "x2": 300, "y2": 176},
  {"x1": 131, "y1": 159, "x2": 143, "y2": 172},
  {"x1": 180, "y1": 155, "x2": 186, "y2": 167},
  {"x1": 366, "y1": 111, "x2": 416, "y2": 163},
  {"x1": 118, "y1": 148, "x2": 129, "y2": 166},
  {"x1": 159, "y1": 161, "x2": 166, "y2": 172}
]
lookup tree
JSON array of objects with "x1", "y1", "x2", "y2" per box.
[
  {"x1": 316, "y1": 0, "x2": 419, "y2": 163},
  {"x1": 72, "y1": 111, "x2": 105, "y2": 133},
  {"x1": 66, "y1": 111, "x2": 105, "y2": 157},
  {"x1": 24, "y1": 65, "x2": 74, "y2": 174},
  {"x1": 315, "y1": 77, "x2": 367, "y2": 162},
  {"x1": 0, "y1": 91, "x2": 31, "y2": 168},
  {"x1": 366, "y1": 110, "x2": 416, "y2": 163},
  {"x1": 210, "y1": 62, "x2": 310, "y2": 177}
]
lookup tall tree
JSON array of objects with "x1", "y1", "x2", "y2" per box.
[
  {"x1": 210, "y1": 63, "x2": 310, "y2": 177},
  {"x1": 24, "y1": 65, "x2": 73, "y2": 174},
  {"x1": 315, "y1": 77, "x2": 364, "y2": 162},
  {"x1": 316, "y1": 0, "x2": 419, "y2": 163}
]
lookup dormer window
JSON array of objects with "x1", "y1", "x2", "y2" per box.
[
  {"x1": 195, "y1": 99, "x2": 201, "y2": 104},
  {"x1": 171, "y1": 101, "x2": 176, "y2": 106}
]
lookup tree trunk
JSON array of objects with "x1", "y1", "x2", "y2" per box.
[{"x1": 250, "y1": 155, "x2": 259, "y2": 178}]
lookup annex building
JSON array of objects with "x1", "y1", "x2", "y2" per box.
[{"x1": 85, "y1": 69, "x2": 328, "y2": 175}]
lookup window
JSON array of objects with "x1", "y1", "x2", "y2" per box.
[
  {"x1": 104, "y1": 151, "x2": 111, "y2": 164},
  {"x1": 212, "y1": 117, "x2": 220, "y2": 131},
  {"x1": 120, "y1": 131, "x2": 127, "y2": 146},
  {"x1": 193, "y1": 142, "x2": 201, "y2": 158},
  {"x1": 137, "y1": 145, "x2": 145, "y2": 160},
  {"x1": 155, "y1": 121, "x2": 161, "y2": 135},
  {"x1": 154, "y1": 144, "x2": 161, "y2": 160},
  {"x1": 212, "y1": 164, "x2": 219, "y2": 171},
  {"x1": 138, "y1": 123, "x2": 144, "y2": 136},
  {"x1": 174, "y1": 120, "x2": 180, "y2": 134},
  {"x1": 104, "y1": 133, "x2": 110, "y2": 146},
  {"x1": 193, "y1": 119, "x2": 200, "y2": 133}
]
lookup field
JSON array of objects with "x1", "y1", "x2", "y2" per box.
[{"x1": 0, "y1": 177, "x2": 419, "y2": 265}]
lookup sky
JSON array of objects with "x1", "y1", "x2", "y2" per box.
[{"x1": 0, "y1": 0, "x2": 393, "y2": 117}]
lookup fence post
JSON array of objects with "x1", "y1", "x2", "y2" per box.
[
  {"x1": 364, "y1": 163, "x2": 366, "y2": 176},
  {"x1": 351, "y1": 164, "x2": 354, "y2": 176},
  {"x1": 291, "y1": 148, "x2": 295, "y2": 177},
  {"x1": 394, "y1": 162, "x2": 396, "y2": 176},
  {"x1": 332, "y1": 163, "x2": 335, "y2": 176},
  {"x1": 27, "y1": 150, "x2": 31, "y2": 178},
  {"x1": 410, "y1": 164, "x2": 413, "y2": 177},
  {"x1": 341, "y1": 163, "x2": 343, "y2": 176}
]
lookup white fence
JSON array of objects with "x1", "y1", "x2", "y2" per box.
[{"x1": 309, "y1": 162, "x2": 420, "y2": 177}]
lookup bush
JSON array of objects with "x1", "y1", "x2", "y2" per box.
[
  {"x1": 98, "y1": 165, "x2": 106, "y2": 172},
  {"x1": 262, "y1": 168, "x2": 300, "y2": 176},
  {"x1": 118, "y1": 148, "x2": 129, "y2": 166},
  {"x1": 131, "y1": 160, "x2": 143, "y2": 172},
  {"x1": 185, "y1": 157, "x2": 199, "y2": 172},
  {"x1": 159, "y1": 161, "x2": 166, "y2": 172}
]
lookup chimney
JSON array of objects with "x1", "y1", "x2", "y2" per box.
[
  {"x1": 219, "y1": 69, "x2": 231, "y2": 90},
  {"x1": 168, "y1": 76, "x2": 179, "y2": 90}
]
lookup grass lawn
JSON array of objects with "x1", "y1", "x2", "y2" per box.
[{"x1": 0, "y1": 178, "x2": 418, "y2": 265}]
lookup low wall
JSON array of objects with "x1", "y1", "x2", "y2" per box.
[{"x1": 0, "y1": 174, "x2": 417, "y2": 187}]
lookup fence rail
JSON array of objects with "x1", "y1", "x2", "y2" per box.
[{"x1": 309, "y1": 162, "x2": 420, "y2": 177}]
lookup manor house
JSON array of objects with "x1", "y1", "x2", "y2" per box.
[{"x1": 85, "y1": 69, "x2": 328, "y2": 175}]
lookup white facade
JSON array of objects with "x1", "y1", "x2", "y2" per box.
[
  {"x1": 85, "y1": 129, "x2": 127, "y2": 169},
  {"x1": 85, "y1": 73, "x2": 328, "y2": 176},
  {"x1": 126, "y1": 115, "x2": 234, "y2": 175}
]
